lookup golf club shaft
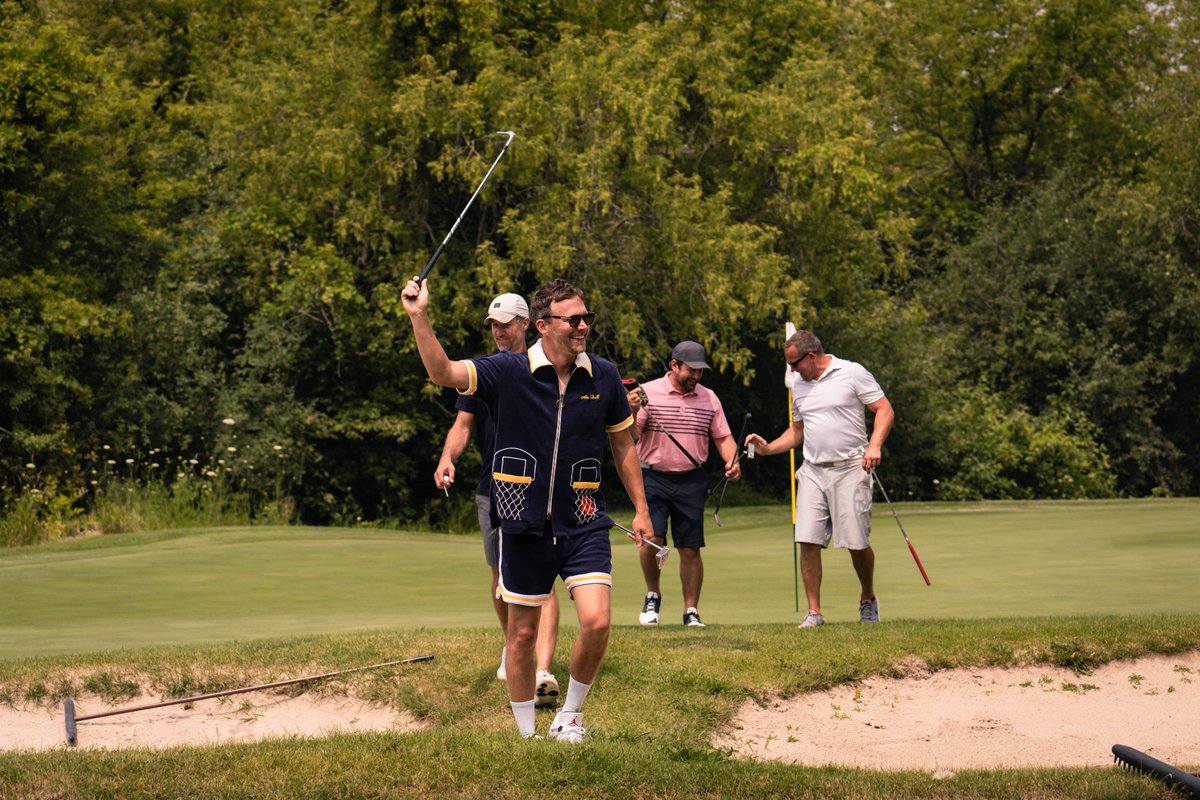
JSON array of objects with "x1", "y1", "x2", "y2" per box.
[
  {"x1": 72, "y1": 655, "x2": 434, "y2": 722},
  {"x1": 417, "y1": 131, "x2": 515, "y2": 284},
  {"x1": 712, "y1": 412, "x2": 751, "y2": 522},
  {"x1": 640, "y1": 402, "x2": 704, "y2": 470},
  {"x1": 871, "y1": 471, "x2": 932, "y2": 586},
  {"x1": 613, "y1": 522, "x2": 664, "y2": 552}
]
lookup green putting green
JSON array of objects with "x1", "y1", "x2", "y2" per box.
[{"x1": 1, "y1": 498, "x2": 1196, "y2": 660}]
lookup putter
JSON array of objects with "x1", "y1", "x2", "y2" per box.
[
  {"x1": 870, "y1": 470, "x2": 932, "y2": 586},
  {"x1": 612, "y1": 521, "x2": 669, "y2": 569},
  {"x1": 64, "y1": 654, "x2": 433, "y2": 747},
  {"x1": 416, "y1": 131, "x2": 515, "y2": 285},
  {"x1": 711, "y1": 412, "x2": 752, "y2": 527}
]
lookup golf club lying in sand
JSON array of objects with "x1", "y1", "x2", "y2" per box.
[
  {"x1": 64, "y1": 654, "x2": 434, "y2": 747},
  {"x1": 612, "y1": 521, "x2": 669, "y2": 568}
]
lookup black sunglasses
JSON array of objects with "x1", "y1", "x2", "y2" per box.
[
  {"x1": 543, "y1": 312, "x2": 596, "y2": 327},
  {"x1": 787, "y1": 351, "x2": 813, "y2": 369}
]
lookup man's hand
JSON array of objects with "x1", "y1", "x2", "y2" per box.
[
  {"x1": 631, "y1": 508, "x2": 653, "y2": 547},
  {"x1": 434, "y1": 460, "x2": 455, "y2": 491},
  {"x1": 743, "y1": 432, "x2": 768, "y2": 457},
  {"x1": 862, "y1": 444, "x2": 882, "y2": 471},
  {"x1": 627, "y1": 388, "x2": 643, "y2": 412},
  {"x1": 401, "y1": 276, "x2": 429, "y2": 317},
  {"x1": 724, "y1": 458, "x2": 742, "y2": 481}
]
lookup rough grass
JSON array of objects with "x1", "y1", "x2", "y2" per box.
[{"x1": 1, "y1": 621, "x2": 1196, "y2": 798}]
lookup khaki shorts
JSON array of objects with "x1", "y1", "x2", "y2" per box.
[{"x1": 794, "y1": 460, "x2": 872, "y2": 550}]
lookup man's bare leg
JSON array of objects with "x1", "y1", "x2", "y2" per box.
[
  {"x1": 679, "y1": 546, "x2": 703, "y2": 611},
  {"x1": 799, "y1": 542, "x2": 823, "y2": 614}
]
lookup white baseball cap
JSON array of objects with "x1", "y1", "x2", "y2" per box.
[{"x1": 485, "y1": 293, "x2": 529, "y2": 323}]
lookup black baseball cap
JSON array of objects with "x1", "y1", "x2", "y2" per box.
[{"x1": 671, "y1": 341, "x2": 712, "y2": 369}]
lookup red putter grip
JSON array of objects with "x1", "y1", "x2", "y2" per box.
[{"x1": 908, "y1": 543, "x2": 932, "y2": 585}]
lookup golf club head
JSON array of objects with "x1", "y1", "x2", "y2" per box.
[
  {"x1": 655, "y1": 546, "x2": 669, "y2": 569},
  {"x1": 713, "y1": 510, "x2": 723, "y2": 528}
]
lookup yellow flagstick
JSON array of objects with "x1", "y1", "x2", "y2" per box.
[{"x1": 785, "y1": 322, "x2": 798, "y2": 612}]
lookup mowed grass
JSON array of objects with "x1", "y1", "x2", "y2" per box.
[
  {"x1": 1, "y1": 499, "x2": 1197, "y2": 658},
  {"x1": 0, "y1": 500, "x2": 1197, "y2": 798}
]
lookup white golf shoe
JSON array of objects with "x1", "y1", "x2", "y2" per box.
[
  {"x1": 535, "y1": 670, "x2": 559, "y2": 707},
  {"x1": 798, "y1": 611, "x2": 825, "y2": 629},
  {"x1": 859, "y1": 596, "x2": 880, "y2": 623},
  {"x1": 548, "y1": 710, "x2": 586, "y2": 743},
  {"x1": 638, "y1": 592, "x2": 661, "y2": 626}
]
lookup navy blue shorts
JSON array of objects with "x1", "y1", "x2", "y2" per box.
[
  {"x1": 497, "y1": 527, "x2": 612, "y2": 606},
  {"x1": 642, "y1": 467, "x2": 708, "y2": 549}
]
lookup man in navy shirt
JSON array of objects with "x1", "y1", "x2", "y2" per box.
[
  {"x1": 434, "y1": 292, "x2": 560, "y2": 707},
  {"x1": 404, "y1": 276, "x2": 652, "y2": 742}
]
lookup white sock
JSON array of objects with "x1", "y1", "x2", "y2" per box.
[
  {"x1": 510, "y1": 699, "x2": 536, "y2": 737},
  {"x1": 562, "y1": 676, "x2": 592, "y2": 713}
]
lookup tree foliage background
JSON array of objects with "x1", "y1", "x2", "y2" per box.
[{"x1": 2, "y1": 0, "x2": 1198, "y2": 527}]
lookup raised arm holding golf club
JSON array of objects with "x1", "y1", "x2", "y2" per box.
[
  {"x1": 403, "y1": 275, "x2": 652, "y2": 742},
  {"x1": 744, "y1": 330, "x2": 894, "y2": 628},
  {"x1": 433, "y1": 292, "x2": 561, "y2": 707}
]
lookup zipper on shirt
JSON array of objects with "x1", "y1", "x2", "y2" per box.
[{"x1": 546, "y1": 391, "x2": 565, "y2": 521}]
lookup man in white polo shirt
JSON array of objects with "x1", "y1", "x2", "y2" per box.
[
  {"x1": 745, "y1": 330, "x2": 894, "y2": 628},
  {"x1": 627, "y1": 341, "x2": 741, "y2": 628}
]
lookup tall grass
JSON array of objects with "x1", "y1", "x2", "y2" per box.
[{"x1": 0, "y1": 476, "x2": 291, "y2": 547}]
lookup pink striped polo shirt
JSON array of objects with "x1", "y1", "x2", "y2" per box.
[{"x1": 634, "y1": 373, "x2": 731, "y2": 472}]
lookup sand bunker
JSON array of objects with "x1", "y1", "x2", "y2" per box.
[
  {"x1": 715, "y1": 651, "x2": 1200, "y2": 771},
  {"x1": 1, "y1": 689, "x2": 423, "y2": 751}
]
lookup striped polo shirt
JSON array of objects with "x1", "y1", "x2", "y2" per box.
[{"x1": 634, "y1": 373, "x2": 732, "y2": 472}]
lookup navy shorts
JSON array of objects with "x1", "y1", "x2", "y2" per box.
[
  {"x1": 497, "y1": 526, "x2": 612, "y2": 607},
  {"x1": 642, "y1": 467, "x2": 708, "y2": 549}
]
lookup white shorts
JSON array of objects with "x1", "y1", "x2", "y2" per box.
[{"x1": 794, "y1": 460, "x2": 872, "y2": 550}]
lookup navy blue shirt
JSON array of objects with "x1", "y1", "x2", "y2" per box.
[{"x1": 462, "y1": 340, "x2": 633, "y2": 537}]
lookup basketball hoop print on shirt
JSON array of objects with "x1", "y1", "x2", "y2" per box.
[
  {"x1": 570, "y1": 458, "x2": 602, "y2": 524},
  {"x1": 492, "y1": 447, "x2": 536, "y2": 521}
]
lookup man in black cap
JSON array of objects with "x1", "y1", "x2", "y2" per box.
[{"x1": 627, "y1": 341, "x2": 741, "y2": 627}]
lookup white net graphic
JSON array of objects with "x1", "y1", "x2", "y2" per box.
[
  {"x1": 571, "y1": 459, "x2": 601, "y2": 524},
  {"x1": 492, "y1": 449, "x2": 536, "y2": 521}
]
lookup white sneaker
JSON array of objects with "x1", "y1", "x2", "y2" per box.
[
  {"x1": 859, "y1": 596, "x2": 880, "y2": 623},
  {"x1": 535, "y1": 670, "x2": 559, "y2": 707},
  {"x1": 548, "y1": 710, "x2": 586, "y2": 743},
  {"x1": 798, "y1": 611, "x2": 825, "y2": 628},
  {"x1": 682, "y1": 607, "x2": 705, "y2": 627},
  {"x1": 638, "y1": 592, "x2": 661, "y2": 626},
  {"x1": 496, "y1": 648, "x2": 506, "y2": 681}
]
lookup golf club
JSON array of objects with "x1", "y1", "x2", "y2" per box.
[
  {"x1": 622, "y1": 378, "x2": 704, "y2": 470},
  {"x1": 612, "y1": 521, "x2": 669, "y2": 569},
  {"x1": 64, "y1": 654, "x2": 434, "y2": 747},
  {"x1": 416, "y1": 130, "x2": 515, "y2": 285},
  {"x1": 870, "y1": 470, "x2": 932, "y2": 586},
  {"x1": 711, "y1": 412, "x2": 751, "y2": 527}
]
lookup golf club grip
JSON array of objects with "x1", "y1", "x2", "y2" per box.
[
  {"x1": 417, "y1": 241, "x2": 447, "y2": 284},
  {"x1": 908, "y1": 542, "x2": 932, "y2": 585}
]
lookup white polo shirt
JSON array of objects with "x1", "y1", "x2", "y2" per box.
[{"x1": 790, "y1": 355, "x2": 885, "y2": 464}]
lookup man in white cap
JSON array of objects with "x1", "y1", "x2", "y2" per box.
[
  {"x1": 435, "y1": 292, "x2": 561, "y2": 706},
  {"x1": 627, "y1": 341, "x2": 741, "y2": 628}
]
